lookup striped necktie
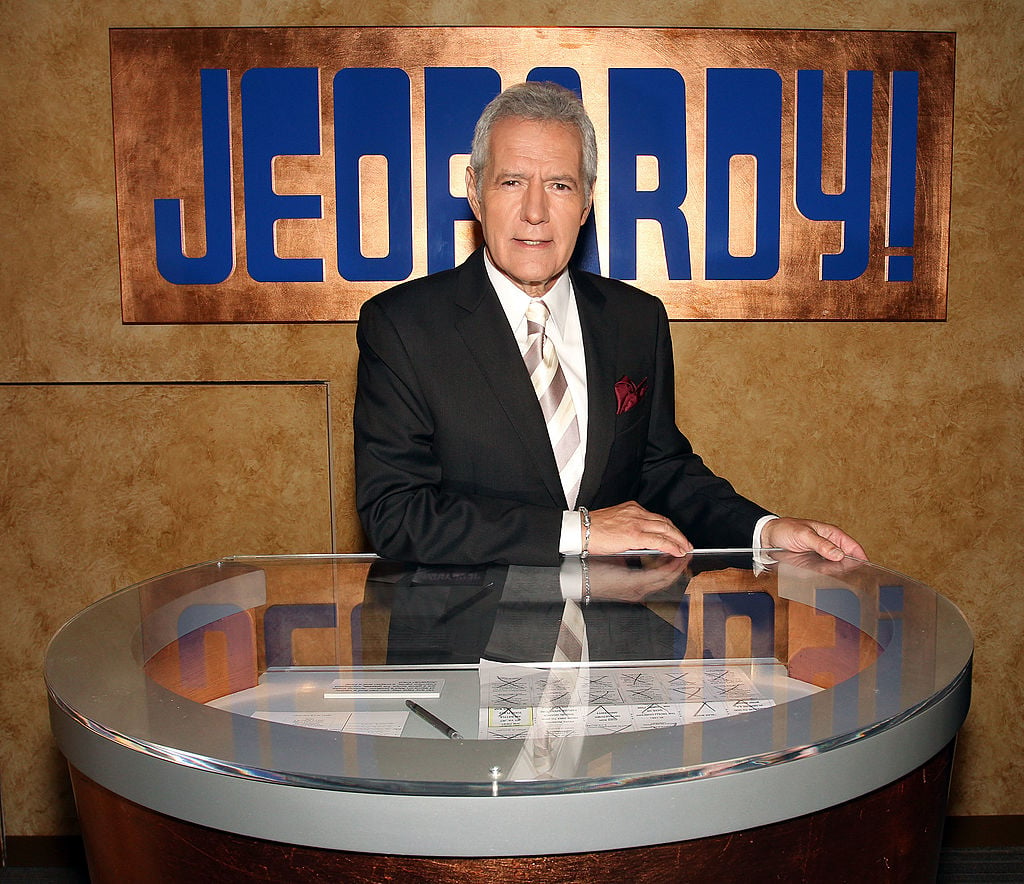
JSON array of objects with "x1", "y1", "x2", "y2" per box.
[
  {"x1": 508, "y1": 597, "x2": 589, "y2": 781},
  {"x1": 523, "y1": 299, "x2": 583, "y2": 508}
]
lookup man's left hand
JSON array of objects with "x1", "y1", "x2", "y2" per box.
[{"x1": 760, "y1": 517, "x2": 866, "y2": 562}]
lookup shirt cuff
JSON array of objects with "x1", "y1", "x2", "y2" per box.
[
  {"x1": 753, "y1": 514, "x2": 780, "y2": 569},
  {"x1": 558, "y1": 557, "x2": 584, "y2": 600},
  {"x1": 559, "y1": 509, "x2": 584, "y2": 555},
  {"x1": 753, "y1": 514, "x2": 778, "y2": 550}
]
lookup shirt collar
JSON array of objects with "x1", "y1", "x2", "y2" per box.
[{"x1": 483, "y1": 249, "x2": 573, "y2": 336}]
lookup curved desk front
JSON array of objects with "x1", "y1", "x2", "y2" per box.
[{"x1": 46, "y1": 553, "x2": 972, "y2": 882}]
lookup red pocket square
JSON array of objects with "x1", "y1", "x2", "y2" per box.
[{"x1": 614, "y1": 375, "x2": 648, "y2": 415}]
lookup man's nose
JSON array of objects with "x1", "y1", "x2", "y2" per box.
[{"x1": 520, "y1": 183, "x2": 548, "y2": 225}]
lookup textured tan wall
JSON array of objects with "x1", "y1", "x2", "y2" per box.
[
  {"x1": 1, "y1": 0, "x2": 1020, "y2": 836},
  {"x1": 0, "y1": 384, "x2": 335, "y2": 834}
]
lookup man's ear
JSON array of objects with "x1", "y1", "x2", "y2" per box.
[
  {"x1": 580, "y1": 195, "x2": 594, "y2": 227},
  {"x1": 465, "y1": 166, "x2": 482, "y2": 221}
]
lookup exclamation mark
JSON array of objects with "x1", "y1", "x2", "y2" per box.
[{"x1": 886, "y1": 71, "x2": 919, "y2": 282}]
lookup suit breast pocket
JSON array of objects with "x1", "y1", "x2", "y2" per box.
[
  {"x1": 615, "y1": 400, "x2": 650, "y2": 436},
  {"x1": 604, "y1": 401, "x2": 651, "y2": 478}
]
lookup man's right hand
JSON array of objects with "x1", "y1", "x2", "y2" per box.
[
  {"x1": 587, "y1": 501, "x2": 693, "y2": 557},
  {"x1": 585, "y1": 555, "x2": 691, "y2": 602}
]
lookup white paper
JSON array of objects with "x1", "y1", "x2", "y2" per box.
[
  {"x1": 252, "y1": 709, "x2": 407, "y2": 737},
  {"x1": 324, "y1": 678, "x2": 444, "y2": 699},
  {"x1": 478, "y1": 659, "x2": 779, "y2": 739}
]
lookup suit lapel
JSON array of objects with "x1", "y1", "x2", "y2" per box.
[
  {"x1": 572, "y1": 271, "x2": 618, "y2": 505},
  {"x1": 453, "y1": 251, "x2": 567, "y2": 507}
]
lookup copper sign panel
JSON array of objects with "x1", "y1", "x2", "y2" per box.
[{"x1": 110, "y1": 27, "x2": 954, "y2": 322}]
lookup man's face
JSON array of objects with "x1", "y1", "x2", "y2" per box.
[{"x1": 466, "y1": 117, "x2": 592, "y2": 298}]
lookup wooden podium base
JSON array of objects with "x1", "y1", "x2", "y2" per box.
[{"x1": 70, "y1": 741, "x2": 953, "y2": 884}]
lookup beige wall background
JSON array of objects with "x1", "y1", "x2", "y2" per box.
[{"x1": 1, "y1": 0, "x2": 1020, "y2": 838}]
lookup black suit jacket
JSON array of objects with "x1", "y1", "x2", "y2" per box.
[{"x1": 354, "y1": 248, "x2": 770, "y2": 565}]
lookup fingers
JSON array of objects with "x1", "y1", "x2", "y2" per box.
[
  {"x1": 832, "y1": 531, "x2": 867, "y2": 561},
  {"x1": 587, "y1": 501, "x2": 693, "y2": 557},
  {"x1": 805, "y1": 521, "x2": 867, "y2": 562},
  {"x1": 586, "y1": 554, "x2": 690, "y2": 601},
  {"x1": 793, "y1": 522, "x2": 844, "y2": 561},
  {"x1": 583, "y1": 507, "x2": 864, "y2": 563},
  {"x1": 767, "y1": 549, "x2": 866, "y2": 576},
  {"x1": 763, "y1": 517, "x2": 867, "y2": 562}
]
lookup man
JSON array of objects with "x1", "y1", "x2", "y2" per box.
[{"x1": 355, "y1": 82, "x2": 865, "y2": 567}]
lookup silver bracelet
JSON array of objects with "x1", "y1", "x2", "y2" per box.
[
  {"x1": 578, "y1": 506, "x2": 591, "y2": 559},
  {"x1": 581, "y1": 556, "x2": 591, "y2": 606}
]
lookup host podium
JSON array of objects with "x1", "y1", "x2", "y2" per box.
[{"x1": 46, "y1": 552, "x2": 972, "y2": 882}]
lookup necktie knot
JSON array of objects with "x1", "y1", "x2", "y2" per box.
[
  {"x1": 526, "y1": 298, "x2": 550, "y2": 325},
  {"x1": 525, "y1": 299, "x2": 552, "y2": 363}
]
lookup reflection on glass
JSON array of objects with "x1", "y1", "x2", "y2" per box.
[{"x1": 44, "y1": 553, "x2": 970, "y2": 792}]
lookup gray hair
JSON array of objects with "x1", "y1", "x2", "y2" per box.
[{"x1": 469, "y1": 82, "x2": 598, "y2": 203}]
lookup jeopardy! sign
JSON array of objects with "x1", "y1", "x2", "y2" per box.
[{"x1": 110, "y1": 28, "x2": 954, "y2": 322}]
